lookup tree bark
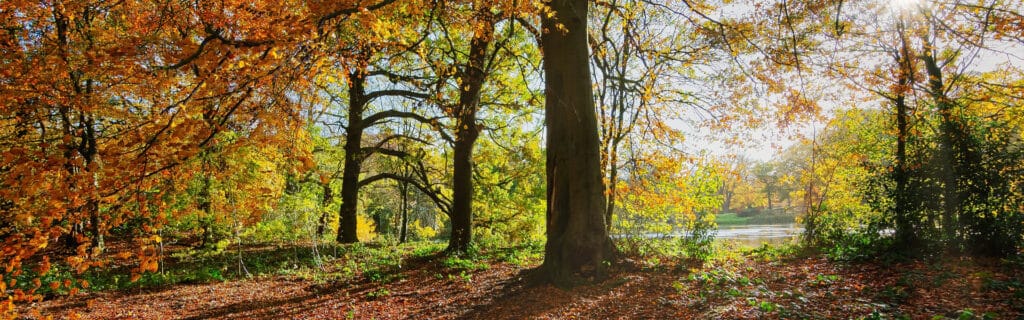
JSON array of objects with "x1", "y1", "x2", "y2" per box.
[
  {"x1": 539, "y1": 0, "x2": 614, "y2": 286},
  {"x1": 399, "y1": 163, "x2": 410, "y2": 243},
  {"x1": 448, "y1": 125, "x2": 478, "y2": 252},
  {"x1": 81, "y1": 113, "x2": 103, "y2": 253},
  {"x1": 446, "y1": 14, "x2": 493, "y2": 254},
  {"x1": 889, "y1": 19, "x2": 918, "y2": 249},
  {"x1": 337, "y1": 71, "x2": 366, "y2": 244},
  {"x1": 604, "y1": 143, "x2": 618, "y2": 232}
]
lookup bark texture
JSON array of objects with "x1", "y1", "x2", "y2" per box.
[
  {"x1": 539, "y1": 0, "x2": 614, "y2": 286},
  {"x1": 337, "y1": 72, "x2": 366, "y2": 244}
]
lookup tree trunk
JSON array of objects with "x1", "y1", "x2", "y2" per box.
[
  {"x1": 81, "y1": 113, "x2": 103, "y2": 253},
  {"x1": 604, "y1": 143, "x2": 618, "y2": 232},
  {"x1": 446, "y1": 15, "x2": 492, "y2": 254},
  {"x1": 921, "y1": 44, "x2": 961, "y2": 249},
  {"x1": 198, "y1": 174, "x2": 214, "y2": 248},
  {"x1": 448, "y1": 126, "x2": 478, "y2": 253},
  {"x1": 88, "y1": 200, "x2": 103, "y2": 252},
  {"x1": 317, "y1": 181, "x2": 333, "y2": 239},
  {"x1": 373, "y1": 208, "x2": 387, "y2": 235},
  {"x1": 539, "y1": 0, "x2": 614, "y2": 286},
  {"x1": 894, "y1": 74, "x2": 912, "y2": 247},
  {"x1": 891, "y1": 20, "x2": 917, "y2": 249},
  {"x1": 337, "y1": 72, "x2": 366, "y2": 244},
  {"x1": 399, "y1": 164, "x2": 409, "y2": 243},
  {"x1": 721, "y1": 183, "x2": 733, "y2": 214}
]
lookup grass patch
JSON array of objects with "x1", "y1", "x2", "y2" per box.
[
  {"x1": 716, "y1": 212, "x2": 796, "y2": 226},
  {"x1": 716, "y1": 213, "x2": 749, "y2": 226}
]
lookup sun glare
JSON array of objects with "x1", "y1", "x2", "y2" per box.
[{"x1": 889, "y1": 0, "x2": 923, "y2": 12}]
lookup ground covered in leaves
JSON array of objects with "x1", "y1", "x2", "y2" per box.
[{"x1": 19, "y1": 243, "x2": 1024, "y2": 319}]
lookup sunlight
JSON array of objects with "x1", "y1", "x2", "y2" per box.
[{"x1": 888, "y1": 0, "x2": 923, "y2": 13}]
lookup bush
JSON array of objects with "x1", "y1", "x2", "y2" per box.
[{"x1": 682, "y1": 210, "x2": 717, "y2": 263}]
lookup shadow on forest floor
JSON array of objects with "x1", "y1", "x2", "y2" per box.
[{"x1": 19, "y1": 241, "x2": 1024, "y2": 319}]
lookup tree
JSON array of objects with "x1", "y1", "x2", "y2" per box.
[
  {"x1": 379, "y1": 1, "x2": 544, "y2": 252},
  {"x1": 763, "y1": 0, "x2": 1024, "y2": 255},
  {"x1": 718, "y1": 157, "x2": 755, "y2": 213},
  {"x1": 0, "y1": 0, "x2": 403, "y2": 305},
  {"x1": 783, "y1": 108, "x2": 890, "y2": 246},
  {"x1": 430, "y1": 4, "x2": 500, "y2": 253},
  {"x1": 313, "y1": 3, "x2": 438, "y2": 243},
  {"x1": 329, "y1": 65, "x2": 434, "y2": 243},
  {"x1": 539, "y1": 0, "x2": 614, "y2": 286},
  {"x1": 752, "y1": 162, "x2": 781, "y2": 212}
]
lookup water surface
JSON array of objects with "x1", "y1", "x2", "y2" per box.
[
  {"x1": 716, "y1": 223, "x2": 803, "y2": 247},
  {"x1": 615, "y1": 223, "x2": 804, "y2": 248}
]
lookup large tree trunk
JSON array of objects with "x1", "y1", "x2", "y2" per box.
[
  {"x1": 446, "y1": 15, "x2": 493, "y2": 254},
  {"x1": 448, "y1": 126, "x2": 478, "y2": 252},
  {"x1": 337, "y1": 72, "x2": 366, "y2": 244},
  {"x1": 539, "y1": 0, "x2": 614, "y2": 286}
]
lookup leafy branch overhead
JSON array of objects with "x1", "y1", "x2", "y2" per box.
[{"x1": 1, "y1": 0, "x2": 1023, "y2": 317}]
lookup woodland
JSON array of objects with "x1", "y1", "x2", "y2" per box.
[{"x1": 1, "y1": 0, "x2": 1023, "y2": 318}]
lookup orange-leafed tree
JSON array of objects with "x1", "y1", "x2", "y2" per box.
[{"x1": 0, "y1": 0, "x2": 402, "y2": 307}]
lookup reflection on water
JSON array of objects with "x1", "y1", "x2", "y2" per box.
[
  {"x1": 614, "y1": 223, "x2": 805, "y2": 248},
  {"x1": 716, "y1": 224, "x2": 803, "y2": 247}
]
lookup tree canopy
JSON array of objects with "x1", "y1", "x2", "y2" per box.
[{"x1": 1, "y1": 0, "x2": 1023, "y2": 316}]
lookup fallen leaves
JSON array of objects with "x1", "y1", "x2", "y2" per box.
[{"x1": 16, "y1": 252, "x2": 1024, "y2": 319}]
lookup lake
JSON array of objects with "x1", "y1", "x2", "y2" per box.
[
  {"x1": 716, "y1": 223, "x2": 803, "y2": 247},
  {"x1": 616, "y1": 223, "x2": 804, "y2": 248}
]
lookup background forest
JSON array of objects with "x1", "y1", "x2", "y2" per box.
[{"x1": 1, "y1": 0, "x2": 1023, "y2": 318}]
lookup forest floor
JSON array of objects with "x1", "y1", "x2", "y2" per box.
[{"x1": 17, "y1": 241, "x2": 1024, "y2": 319}]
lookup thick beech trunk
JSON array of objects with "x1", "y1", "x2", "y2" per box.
[
  {"x1": 539, "y1": 0, "x2": 614, "y2": 286},
  {"x1": 337, "y1": 72, "x2": 366, "y2": 244},
  {"x1": 448, "y1": 127, "x2": 478, "y2": 252}
]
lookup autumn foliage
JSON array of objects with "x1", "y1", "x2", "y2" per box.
[
  {"x1": 1, "y1": 0, "x2": 1023, "y2": 318},
  {"x1": 0, "y1": 0, "x2": 380, "y2": 305}
]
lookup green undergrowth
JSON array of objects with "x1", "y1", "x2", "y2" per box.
[{"x1": 11, "y1": 239, "x2": 548, "y2": 299}]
